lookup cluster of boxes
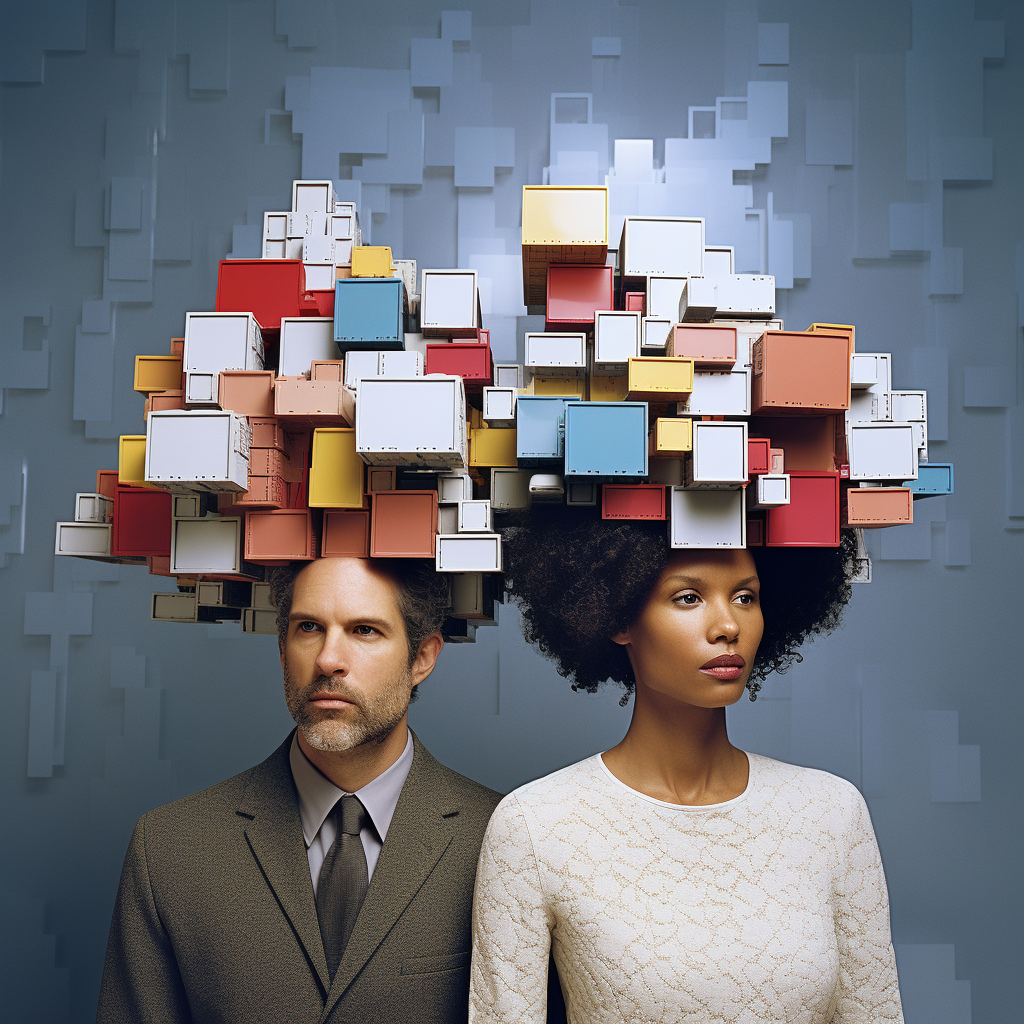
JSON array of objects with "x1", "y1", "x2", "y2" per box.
[{"x1": 54, "y1": 183, "x2": 950, "y2": 639}]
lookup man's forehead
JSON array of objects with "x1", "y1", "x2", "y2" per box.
[{"x1": 292, "y1": 558, "x2": 403, "y2": 617}]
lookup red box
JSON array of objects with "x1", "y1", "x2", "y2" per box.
[
  {"x1": 304, "y1": 289, "x2": 335, "y2": 318},
  {"x1": 765, "y1": 471, "x2": 840, "y2": 547},
  {"x1": 624, "y1": 291, "x2": 645, "y2": 314},
  {"x1": 545, "y1": 265, "x2": 614, "y2": 325},
  {"x1": 424, "y1": 343, "x2": 493, "y2": 388},
  {"x1": 322, "y1": 510, "x2": 371, "y2": 557},
  {"x1": 667, "y1": 324, "x2": 738, "y2": 368},
  {"x1": 245, "y1": 509, "x2": 315, "y2": 563},
  {"x1": 601, "y1": 484, "x2": 666, "y2": 521},
  {"x1": 748, "y1": 438, "x2": 771, "y2": 476},
  {"x1": 96, "y1": 470, "x2": 120, "y2": 500},
  {"x1": 169, "y1": 338, "x2": 184, "y2": 358},
  {"x1": 215, "y1": 260, "x2": 306, "y2": 333},
  {"x1": 112, "y1": 486, "x2": 172, "y2": 558},
  {"x1": 370, "y1": 491, "x2": 438, "y2": 557},
  {"x1": 148, "y1": 555, "x2": 174, "y2": 576},
  {"x1": 746, "y1": 514, "x2": 765, "y2": 546}
]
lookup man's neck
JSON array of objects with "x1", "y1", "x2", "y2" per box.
[{"x1": 296, "y1": 716, "x2": 410, "y2": 792}]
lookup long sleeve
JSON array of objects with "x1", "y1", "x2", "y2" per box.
[
  {"x1": 832, "y1": 790, "x2": 904, "y2": 1023},
  {"x1": 469, "y1": 794, "x2": 553, "y2": 1024},
  {"x1": 96, "y1": 816, "x2": 193, "y2": 1024}
]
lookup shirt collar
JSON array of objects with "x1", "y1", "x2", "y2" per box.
[{"x1": 289, "y1": 727, "x2": 414, "y2": 848}]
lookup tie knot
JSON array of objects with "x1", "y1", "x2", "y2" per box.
[{"x1": 338, "y1": 794, "x2": 368, "y2": 836}]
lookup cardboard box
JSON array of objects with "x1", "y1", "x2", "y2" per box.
[
  {"x1": 370, "y1": 491, "x2": 438, "y2": 557},
  {"x1": 751, "y1": 331, "x2": 850, "y2": 413},
  {"x1": 309, "y1": 428, "x2": 364, "y2": 508}
]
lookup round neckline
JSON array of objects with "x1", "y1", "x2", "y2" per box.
[{"x1": 595, "y1": 750, "x2": 755, "y2": 811}]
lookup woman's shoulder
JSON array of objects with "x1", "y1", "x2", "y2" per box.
[
  {"x1": 748, "y1": 752, "x2": 870, "y2": 821},
  {"x1": 489, "y1": 754, "x2": 606, "y2": 825}
]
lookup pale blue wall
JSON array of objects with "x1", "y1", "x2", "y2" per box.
[{"x1": 1, "y1": 1, "x2": 1020, "y2": 1019}]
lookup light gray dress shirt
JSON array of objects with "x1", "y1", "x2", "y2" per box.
[{"x1": 288, "y1": 728, "x2": 414, "y2": 895}]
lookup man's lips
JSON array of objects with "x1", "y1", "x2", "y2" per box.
[
  {"x1": 308, "y1": 692, "x2": 358, "y2": 709},
  {"x1": 700, "y1": 654, "x2": 745, "y2": 680}
]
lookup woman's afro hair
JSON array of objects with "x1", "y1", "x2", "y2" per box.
[{"x1": 499, "y1": 504, "x2": 859, "y2": 698}]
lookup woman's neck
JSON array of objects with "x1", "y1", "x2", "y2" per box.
[{"x1": 601, "y1": 682, "x2": 749, "y2": 805}]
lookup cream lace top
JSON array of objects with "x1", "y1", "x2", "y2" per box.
[{"x1": 470, "y1": 752, "x2": 903, "y2": 1023}]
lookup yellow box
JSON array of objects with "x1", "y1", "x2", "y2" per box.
[
  {"x1": 626, "y1": 357, "x2": 694, "y2": 401},
  {"x1": 468, "y1": 404, "x2": 486, "y2": 430},
  {"x1": 521, "y1": 187, "x2": 608, "y2": 246},
  {"x1": 134, "y1": 355, "x2": 183, "y2": 393},
  {"x1": 588, "y1": 375, "x2": 628, "y2": 401},
  {"x1": 118, "y1": 435, "x2": 149, "y2": 486},
  {"x1": 308, "y1": 428, "x2": 364, "y2": 508},
  {"x1": 350, "y1": 246, "x2": 393, "y2": 278},
  {"x1": 650, "y1": 417, "x2": 693, "y2": 455},
  {"x1": 469, "y1": 427, "x2": 517, "y2": 467},
  {"x1": 530, "y1": 376, "x2": 586, "y2": 398}
]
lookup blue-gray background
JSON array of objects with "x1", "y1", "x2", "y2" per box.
[{"x1": 1, "y1": 1, "x2": 1020, "y2": 1019}]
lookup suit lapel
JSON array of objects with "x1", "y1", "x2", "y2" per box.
[
  {"x1": 237, "y1": 734, "x2": 331, "y2": 996},
  {"x1": 321, "y1": 735, "x2": 462, "y2": 1020}
]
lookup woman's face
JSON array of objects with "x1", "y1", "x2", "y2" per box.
[{"x1": 612, "y1": 549, "x2": 764, "y2": 709}]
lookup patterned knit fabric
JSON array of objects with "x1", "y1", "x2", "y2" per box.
[{"x1": 470, "y1": 752, "x2": 903, "y2": 1023}]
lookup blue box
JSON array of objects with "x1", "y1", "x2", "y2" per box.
[
  {"x1": 905, "y1": 463, "x2": 953, "y2": 497},
  {"x1": 516, "y1": 396, "x2": 580, "y2": 460},
  {"x1": 334, "y1": 278, "x2": 405, "y2": 351},
  {"x1": 564, "y1": 402, "x2": 648, "y2": 476}
]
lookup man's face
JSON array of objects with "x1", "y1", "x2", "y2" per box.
[{"x1": 281, "y1": 558, "x2": 423, "y2": 753}]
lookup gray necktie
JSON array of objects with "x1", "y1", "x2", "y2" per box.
[{"x1": 316, "y1": 794, "x2": 370, "y2": 980}]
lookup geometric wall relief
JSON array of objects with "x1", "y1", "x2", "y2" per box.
[
  {"x1": 0, "y1": 307, "x2": 52, "y2": 416},
  {"x1": 0, "y1": 454, "x2": 28, "y2": 571},
  {"x1": 926, "y1": 711, "x2": 980, "y2": 803},
  {"x1": 0, "y1": 891, "x2": 69, "y2": 1024},
  {"x1": 758, "y1": 23, "x2": 789, "y2": 67},
  {"x1": 0, "y1": 0, "x2": 87, "y2": 85},
  {"x1": 894, "y1": 945, "x2": 972, "y2": 1024}
]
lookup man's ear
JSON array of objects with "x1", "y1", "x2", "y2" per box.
[
  {"x1": 411, "y1": 632, "x2": 444, "y2": 685},
  {"x1": 610, "y1": 629, "x2": 630, "y2": 647}
]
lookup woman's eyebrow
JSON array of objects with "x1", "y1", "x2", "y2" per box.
[{"x1": 662, "y1": 574, "x2": 759, "y2": 588}]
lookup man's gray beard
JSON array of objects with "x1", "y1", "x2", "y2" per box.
[{"x1": 283, "y1": 659, "x2": 412, "y2": 752}]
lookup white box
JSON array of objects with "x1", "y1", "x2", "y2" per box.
[
  {"x1": 681, "y1": 368, "x2": 751, "y2": 417},
  {"x1": 851, "y1": 354, "x2": 880, "y2": 388},
  {"x1": 75, "y1": 493, "x2": 112, "y2": 523},
  {"x1": 393, "y1": 259, "x2": 417, "y2": 296},
  {"x1": 302, "y1": 235, "x2": 335, "y2": 263},
  {"x1": 343, "y1": 350, "x2": 383, "y2": 389},
  {"x1": 891, "y1": 390, "x2": 927, "y2": 422},
  {"x1": 689, "y1": 421, "x2": 748, "y2": 484},
  {"x1": 173, "y1": 494, "x2": 201, "y2": 518},
  {"x1": 303, "y1": 262, "x2": 336, "y2": 290},
  {"x1": 251, "y1": 582, "x2": 275, "y2": 611},
  {"x1": 593, "y1": 310, "x2": 640, "y2": 369},
  {"x1": 566, "y1": 479, "x2": 598, "y2": 505},
  {"x1": 183, "y1": 313, "x2": 263, "y2": 380},
  {"x1": 264, "y1": 239, "x2": 287, "y2": 259},
  {"x1": 712, "y1": 275, "x2": 775, "y2": 319},
  {"x1": 197, "y1": 581, "x2": 224, "y2": 605},
  {"x1": 756, "y1": 473, "x2": 791, "y2": 507},
  {"x1": 458, "y1": 499, "x2": 493, "y2": 532},
  {"x1": 847, "y1": 353, "x2": 892, "y2": 423},
  {"x1": 483, "y1": 387, "x2": 517, "y2": 426},
  {"x1": 847, "y1": 422, "x2": 918, "y2": 481},
  {"x1": 285, "y1": 211, "x2": 310, "y2": 237},
  {"x1": 679, "y1": 277, "x2": 718, "y2": 322},
  {"x1": 278, "y1": 318, "x2": 337, "y2": 376},
  {"x1": 438, "y1": 472, "x2": 473, "y2": 503},
  {"x1": 330, "y1": 213, "x2": 355, "y2": 239},
  {"x1": 284, "y1": 238, "x2": 304, "y2": 260},
  {"x1": 356, "y1": 376, "x2": 468, "y2": 468},
  {"x1": 380, "y1": 350, "x2": 423, "y2": 377},
  {"x1": 528, "y1": 473, "x2": 564, "y2": 500},
  {"x1": 450, "y1": 573, "x2": 488, "y2": 618},
  {"x1": 726, "y1": 319, "x2": 783, "y2": 366},
  {"x1": 493, "y1": 363, "x2": 523, "y2": 389},
  {"x1": 184, "y1": 371, "x2": 218, "y2": 407},
  {"x1": 647, "y1": 276, "x2": 688, "y2": 321},
  {"x1": 524, "y1": 333, "x2": 586, "y2": 377},
  {"x1": 263, "y1": 212, "x2": 288, "y2": 241},
  {"x1": 146, "y1": 410, "x2": 251, "y2": 492},
  {"x1": 170, "y1": 516, "x2": 243, "y2": 574},
  {"x1": 642, "y1": 316, "x2": 671, "y2": 351},
  {"x1": 55, "y1": 522, "x2": 112, "y2": 556},
  {"x1": 619, "y1": 217, "x2": 705, "y2": 278},
  {"x1": 241, "y1": 608, "x2": 278, "y2": 634},
  {"x1": 490, "y1": 468, "x2": 532, "y2": 510},
  {"x1": 438, "y1": 504, "x2": 459, "y2": 534},
  {"x1": 669, "y1": 487, "x2": 746, "y2": 548},
  {"x1": 152, "y1": 592, "x2": 198, "y2": 622},
  {"x1": 292, "y1": 179, "x2": 334, "y2": 214},
  {"x1": 435, "y1": 534, "x2": 502, "y2": 572},
  {"x1": 704, "y1": 245, "x2": 734, "y2": 275},
  {"x1": 420, "y1": 269, "x2": 479, "y2": 335}
]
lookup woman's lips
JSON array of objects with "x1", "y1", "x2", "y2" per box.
[{"x1": 700, "y1": 654, "x2": 745, "y2": 681}]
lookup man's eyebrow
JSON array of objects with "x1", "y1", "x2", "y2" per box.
[{"x1": 288, "y1": 611, "x2": 395, "y2": 630}]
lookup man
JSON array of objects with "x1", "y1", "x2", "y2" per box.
[{"x1": 96, "y1": 556, "x2": 502, "y2": 1023}]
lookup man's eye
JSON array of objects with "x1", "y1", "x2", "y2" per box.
[
  {"x1": 298, "y1": 621, "x2": 320, "y2": 633},
  {"x1": 354, "y1": 625, "x2": 378, "y2": 636}
]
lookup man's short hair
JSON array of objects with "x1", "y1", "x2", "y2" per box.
[{"x1": 266, "y1": 558, "x2": 451, "y2": 666}]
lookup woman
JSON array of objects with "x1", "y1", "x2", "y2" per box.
[{"x1": 469, "y1": 506, "x2": 903, "y2": 1023}]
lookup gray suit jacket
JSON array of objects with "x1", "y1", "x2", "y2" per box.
[{"x1": 97, "y1": 730, "x2": 502, "y2": 1023}]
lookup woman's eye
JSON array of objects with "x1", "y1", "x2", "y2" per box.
[
  {"x1": 735, "y1": 592, "x2": 757, "y2": 605},
  {"x1": 675, "y1": 592, "x2": 701, "y2": 605}
]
